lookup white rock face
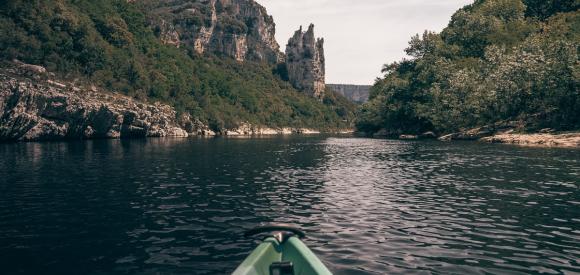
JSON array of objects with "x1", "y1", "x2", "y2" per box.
[
  {"x1": 481, "y1": 133, "x2": 580, "y2": 147},
  {"x1": 147, "y1": 0, "x2": 281, "y2": 63},
  {"x1": 296, "y1": 128, "x2": 321, "y2": 135},
  {"x1": 0, "y1": 68, "x2": 199, "y2": 141},
  {"x1": 222, "y1": 123, "x2": 321, "y2": 136},
  {"x1": 159, "y1": 19, "x2": 181, "y2": 48},
  {"x1": 285, "y1": 24, "x2": 326, "y2": 100}
]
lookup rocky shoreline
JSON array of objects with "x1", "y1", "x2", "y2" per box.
[
  {"x1": 0, "y1": 63, "x2": 345, "y2": 142},
  {"x1": 371, "y1": 122, "x2": 580, "y2": 148},
  {"x1": 481, "y1": 133, "x2": 580, "y2": 148},
  {"x1": 0, "y1": 71, "x2": 192, "y2": 142},
  {"x1": 437, "y1": 124, "x2": 580, "y2": 148}
]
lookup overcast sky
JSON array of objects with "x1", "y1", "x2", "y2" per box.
[{"x1": 259, "y1": 0, "x2": 473, "y2": 85}]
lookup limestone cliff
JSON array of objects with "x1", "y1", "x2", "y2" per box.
[
  {"x1": 144, "y1": 0, "x2": 281, "y2": 63},
  {"x1": 0, "y1": 65, "x2": 217, "y2": 142},
  {"x1": 140, "y1": 1, "x2": 328, "y2": 100},
  {"x1": 285, "y1": 24, "x2": 326, "y2": 100},
  {"x1": 327, "y1": 84, "x2": 371, "y2": 103}
]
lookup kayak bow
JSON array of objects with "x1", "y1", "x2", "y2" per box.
[{"x1": 233, "y1": 225, "x2": 332, "y2": 275}]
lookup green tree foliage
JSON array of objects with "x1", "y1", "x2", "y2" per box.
[
  {"x1": 357, "y1": 0, "x2": 579, "y2": 135},
  {"x1": 523, "y1": 0, "x2": 580, "y2": 19},
  {"x1": 0, "y1": 0, "x2": 355, "y2": 131}
]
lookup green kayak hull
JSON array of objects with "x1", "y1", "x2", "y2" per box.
[{"x1": 233, "y1": 236, "x2": 332, "y2": 275}]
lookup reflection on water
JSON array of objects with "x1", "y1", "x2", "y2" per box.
[{"x1": 0, "y1": 137, "x2": 578, "y2": 274}]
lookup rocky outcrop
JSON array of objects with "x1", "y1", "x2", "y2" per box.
[
  {"x1": 481, "y1": 133, "x2": 580, "y2": 147},
  {"x1": 158, "y1": 19, "x2": 181, "y2": 48},
  {"x1": 145, "y1": 0, "x2": 281, "y2": 63},
  {"x1": 143, "y1": 1, "x2": 329, "y2": 100},
  {"x1": 0, "y1": 67, "x2": 202, "y2": 141},
  {"x1": 365, "y1": 116, "x2": 579, "y2": 147},
  {"x1": 438, "y1": 122, "x2": 520, "y2": 141},
  {"x1": 327, "y1": 84, "x2": 371, "y2": 103},
  {"x1": 285, "y1": 24, "x2": 326, "y2": 100},
  {"x1": 438, "y1": 126, "x2": 496, "y2": 141},
  {"x1": 434, "y1": 120, "x2": 580, "y2": 147},
  {"x1": 222, "y1": 122, "x2": 320, "y2": 136}
]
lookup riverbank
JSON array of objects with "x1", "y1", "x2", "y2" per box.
[
  {"x1": 436, "y1": 123, "x2": 580, "y2": 148},
  {"x1": 481, "y1": 133, "x2": 580, "y2": 148},
  {"x1": 370, "y1": 124, "x2": 580, "y2": 148}
]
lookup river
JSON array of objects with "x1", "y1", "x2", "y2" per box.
[{"x1": 0, "y1": 136, "x2": 578, "y2": 274}]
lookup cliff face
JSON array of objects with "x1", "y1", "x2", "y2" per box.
[
  {"x1": 327, "y1": 84, "x2": 371, "y2": 103},
  {"x1": 285, "y1": 24, "x2": 326, "y2": 100},
  {"x1": 143, "y1": 1, "x2": 328, "y2": 99},
  {"x1": 145, "y1": 0, "x2": 281, "y2": 63},
  {"x1": 0, "y1": 66, "x2": 216, "y2": 142}
]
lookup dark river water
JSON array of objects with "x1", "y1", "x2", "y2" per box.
[{"x1": 0, "y1": 136, "x2": 579, "y2": 274}]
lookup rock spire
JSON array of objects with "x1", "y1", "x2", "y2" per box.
[{"x1": 285, "y1": 24, "x2": 326, "y2": 100}]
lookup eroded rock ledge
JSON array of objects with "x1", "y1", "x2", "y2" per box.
[
  {"x1": 222, "y1": 123, "x2": 321, "y2": 136},
  {"x1": 0, "y1": 72, "x2": 198, "y2": 142},
  {"x1": 481, "y1": 133, "x2": 580, "y2": 148},
  {"x1": 436, "y1": 122, "x2": 580, "y2": 148},
  {"x1": 369, "y1": 120, "x2": 579, "y2": 148}
]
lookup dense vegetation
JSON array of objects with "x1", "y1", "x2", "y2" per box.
[
  {"x1": 357, "y1": 0, "x2": 579, "y2": 135},
  {"x1": 0, "y1": 0, "x2": 354, "y2": 131}
]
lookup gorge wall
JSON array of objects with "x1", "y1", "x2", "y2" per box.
[
  {"x1": 327, "y1": 84, "x2": 371, "y2": 103},
  {"x1": 144, "y1": 0, "x2": 327, "y2": 100},
  {"x1": 285, "y1": 24, "x2": 326, "y2": 100},
  {"x1": 144, "y1": 0, "x2": 282, "y2": 63},
  {"x1": 0, "y1": 66, "x2": 210, "y2": 141}
]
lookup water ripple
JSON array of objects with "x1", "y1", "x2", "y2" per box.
[{"x1": 0, "y1": 137, "x2": 578, "y2": 274}]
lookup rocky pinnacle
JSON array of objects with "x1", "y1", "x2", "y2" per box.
[{"x1": 285, "y1": 24, "x2": 326, "y2": 100}]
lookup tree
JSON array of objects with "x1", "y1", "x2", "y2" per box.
[{"x1": 358, "y1": 0, "x2": 579, "y2": 134}]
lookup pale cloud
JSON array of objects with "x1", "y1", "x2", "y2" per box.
[{"x1": 258, "y1": 0, "x2": 473, "y2": 85}]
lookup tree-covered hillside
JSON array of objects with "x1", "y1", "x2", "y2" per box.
[
  {"x1": 357, "y1": 0, "x2": 579, "y2": 135},
  {"x1": 0, "y1": 0, "x2": 355, "y2": 132}
]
